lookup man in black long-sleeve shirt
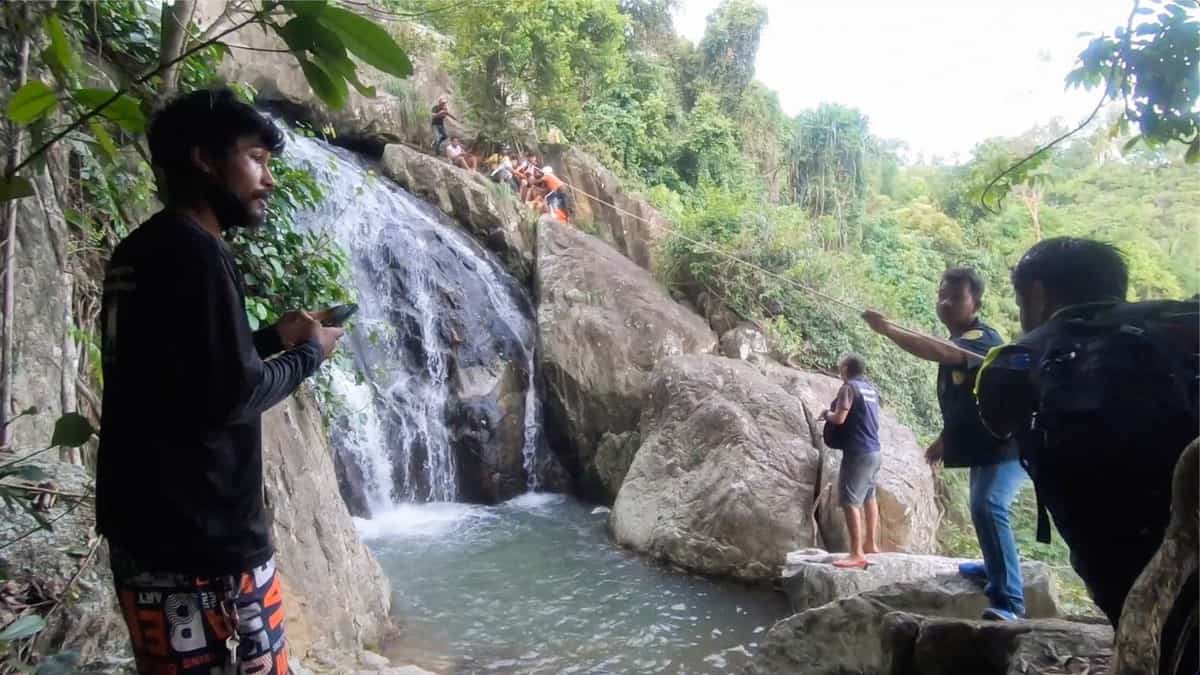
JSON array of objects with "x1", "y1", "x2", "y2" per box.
[{"x1": 97, "y1": 89, "x2": 342, "y2": 675}]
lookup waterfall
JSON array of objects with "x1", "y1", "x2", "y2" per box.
[{"x1": 283, "y1": 132, "x2": 544, "y2": 510}]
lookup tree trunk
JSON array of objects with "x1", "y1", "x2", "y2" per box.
[
  {"x1": 0, "y1": 16, "x2": 31, "y2": 450},
  {"x1": 158, "y1": 0, "x2": 197, "y2": 100}
]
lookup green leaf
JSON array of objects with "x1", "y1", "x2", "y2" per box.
[
  {"x1": 0, "y1": 614, "x2": 47, "y2": 641},
  {"x1": 50, "y1": 412, "x2": 95, "y2": 448},
  {"x1": 1121, "y1": 135, "x2": 1142, "y2": 154},
  {"x1": 1186, "y1": 137, "x2": 1199, "y2": 164},
  {"x1": 247, "y1": 311, "x2": 260, "y2": 331},
  {"x1": 283, "y1": 0, "x2": 327, "y2": 17},
  {"x1": 0, "y1": 175, "x2": 35, "y2": 202},
  {"x1": 88, "y1": 120, "x2": 118, "y2": 160},
  {"x1": 44, "y1": 13, "x2": 78, "y2": 74},
  {"x1": 298, "y1": 58, "x2": 348, "y2": 109},
  {"x1": 314, "y1": 52, "x2": 376, "y2": 97},
  {"x1": 72, "y1": 89, "x2": 146, "y2": 133},
  {"x1": 316, "y1": 7, "x2": 413, "y2": 78},
  {"x1": 6, "y1": 81, "x2": 58, "y2": 124},
  {"x1": 254, "y1": 302, "x2": 269, "y2": 321}
]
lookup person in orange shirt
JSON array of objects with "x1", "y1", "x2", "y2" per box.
[{"x1": 539, "y1": 166, "x2": 570, "y2": 223}]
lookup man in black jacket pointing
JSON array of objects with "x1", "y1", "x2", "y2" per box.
[{"x1": 97, "y1": 89, "x2": 342, "y2": 674}]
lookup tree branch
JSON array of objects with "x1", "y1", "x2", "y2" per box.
[
  {"x1": 979, "y1": 0, "x2": 1140, "y2": 214},
  {"x1": 8, "y1": 8, "x2": 269, "y2": 179}
]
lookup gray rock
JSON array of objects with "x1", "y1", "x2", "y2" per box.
[
  {"x1": 611, "y1": 355, "x2": 822, "y2": 580},
  {"x1": 381, "y1": 143, "x2": 534, "y2": 281},
  {"x1": 748, "y1": 579, "x2": 1108, "y2": 675},
  {"x1": 261, "y1": 389, "x2": 393, "y2": 660},
  {"x1": 719, "y1": 323, "x2": 771, "y2": 363},
  {"x1": 764, "y1": 364, "x2": 940, "y2": 554},
  {"x1": 537, "y1": 217, "x2": 716, "y2": 502},
  {"x1": 541, "y1": 146, "x2": 671, "y2": 272},
  {"x1": 781, "y1": 551, "x2": 1061, "y2": 618}
]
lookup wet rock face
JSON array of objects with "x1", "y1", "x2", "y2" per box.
[{"x1": 535, "y1": 217, "x2": 718, "y2": 503}]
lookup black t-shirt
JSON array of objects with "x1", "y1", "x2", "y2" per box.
[
  {"x1": 95, "y1": 211, "x2": 323, "y2": 575},
  {"x1": 937, "y1": 318, "x2": 1018, "y2": 467},
  {"x1": 431, "y1": 104, "x2": 449, "y2": 127}
]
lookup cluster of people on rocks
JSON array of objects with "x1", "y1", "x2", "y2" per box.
[
  {"x1": 432, "y1": 95, "x2": 572, "y2": 223},
  {"x1": 820, "y1": 240, "x2": 1196, "y2": 672}
]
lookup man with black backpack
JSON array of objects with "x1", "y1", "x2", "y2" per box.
[{"x1": 975, "y1": 237, "x2": 1198, "y2": 675}]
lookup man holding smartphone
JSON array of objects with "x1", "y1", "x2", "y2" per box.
[{"x1": 97, "y1": 89, "x2": 344, "y2": 674}]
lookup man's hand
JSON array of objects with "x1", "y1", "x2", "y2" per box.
[
  {"x1": 817, "y1": 409, "x2": 829, "y2": 422},
  {"x1": 862, "y1": 309, "x2": 890, "y2": 336},
  {"x1": 275, "y1": 310, "x2": 313, "y2": 349},
  {"x1": 925, "y1": 435, "x2": 945, "y2": 465},
  {"x1": 282, "y1": 311, "x2": 344, "y2": 359}
]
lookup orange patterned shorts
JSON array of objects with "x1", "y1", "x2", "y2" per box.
[{"x1": 110, "y1": 550, "x2": 289, "y2": 675}]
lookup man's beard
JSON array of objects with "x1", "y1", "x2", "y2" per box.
[{"x1": 204, "y1": 177, "x2": 264, "y2": 231}]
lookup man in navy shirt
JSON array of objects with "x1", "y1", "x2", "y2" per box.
[
  {"x1": 821, "y1": 354, "x2": 883, "y2": 569},
  {"x1": 864, "y1": 267, "x2": 1026, "y2": 621}
]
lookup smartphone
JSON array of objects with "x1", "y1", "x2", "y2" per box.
[{"x1": 322, "y1": 303, "x2": 359, "y2": 327}]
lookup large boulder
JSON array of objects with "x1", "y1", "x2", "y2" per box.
[
  {"x1": 537, "y1": 218, "x2": 716, "y2": 502},
  {"x1": 261, "y1": 389, "x2": 393, "y2": 660},
  {"x1": 765, "y1": 364, "x2": 940, "y2": 554},
  {"x1": 781, "y1": 551, "x2": 1061, "y2": 617},
  {"x1": 748, "y1": 576, "x2": 1109, "y2": 675},
  {"x1": 541, "y1": 146, "x2": 670, "y2": 272},
  {"x1": 381, "y1": 142, "x2": 534, "y2": 281},
  {"x1": 610, "y1": 355, "x2": 823, "y2": 580}
]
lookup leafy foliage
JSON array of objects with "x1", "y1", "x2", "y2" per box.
[
  {"x1": 433, "y1": 0, "x2": 628, "y2": 143},
  {"x1": 696, "y1": 0, "x2": 767, "y2": 107},
  {"x1": 1067, "y1": 0, "x2": 1199, "y2": 157},
  {"x1": 228, "y1": 155, "x2": 351, "y2": 330}
]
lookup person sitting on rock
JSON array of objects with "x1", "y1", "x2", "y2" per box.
[
  {"x1": 863, "y1": 268, "x2": 1027, "y2": 621},
  {"x1": 96, "y1": 89, "x2": 345, "y2": 674},
  {"x1": 446, "y1": 137, "x2": 477, "y2": 171},
  {"x1": 430, "y1": 95, "x2": 457, "y2": 154},
  {"x1": 975, "y1": 237, "x2": 1197, "y2": 674},
  {"x1": 489, "y1": 151, "x2": 518, "y2": 192},
  {"x1": 819, "y1": 353, "x2": 883, "y2": 569}
]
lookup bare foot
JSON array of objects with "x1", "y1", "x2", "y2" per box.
[
  {"x1": 832, "y1": 555, "x2": 869, "y2": 570},
  {"x1": 863, "y1": 546, "x2": 881, "y2": 554}
]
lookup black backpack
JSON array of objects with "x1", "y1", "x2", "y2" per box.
[{"x1": 976, "y1": 298, "x2": 1199, "y2": 624}]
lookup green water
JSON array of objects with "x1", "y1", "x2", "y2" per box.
[{"x1": 358, "y1": 493, "x2": 789, "y2": 674}]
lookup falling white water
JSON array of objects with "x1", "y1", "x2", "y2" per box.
[{"x1": 282, "y1": 130, "x2": 543, "y2": 508}]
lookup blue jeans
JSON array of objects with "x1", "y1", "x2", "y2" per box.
[{"x1": 970, "y1": 460, "x2": 1026, "y2": 614}]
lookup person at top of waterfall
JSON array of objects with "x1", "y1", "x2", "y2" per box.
[
  {"x1": 515, "y1": 153, "x2": 538, "y2": 202},
  {"x1": 818, "y1": 354, "x2": 883, "y2": 570},
  {"x1": 96, "y1": 88, "x2": 344, "y2": 674},
  {"x1": 862, "y1": 267, "x2": 1026, "y2": 621},
  {"x1": 539, "y1": 166, "x2": 570, "y2": 223},
  {"x1": 431, "y1": 95, "x2": 457, "y2": 154},
  {"x1": 446, "y1": 137, "x2": 478, "y2": 171},
  {"x1": 489, "y1": 151, "x2": 518, "y2": 192}
]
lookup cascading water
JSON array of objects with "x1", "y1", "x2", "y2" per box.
[{"x1": 283, "y1": 131, "x2": 545, "y2": 509}]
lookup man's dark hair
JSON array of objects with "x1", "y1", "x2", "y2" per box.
[
  {"x1": 942, "y1": 267, "x2": 985, "y2": 305},
  {"x1": 1011, "y1": 237, "x2": 1128, "y2": 305},
  {"x1": 148, "y1": 88, "x2": 284, "y2": 204},
  {"x1": 839, "y1": 353, "x2": 866, "y2": 378}
]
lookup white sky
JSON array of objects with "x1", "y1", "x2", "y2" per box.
[{"x1": 673, "y1": 0, "x2": 1133, "y2": 162}]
